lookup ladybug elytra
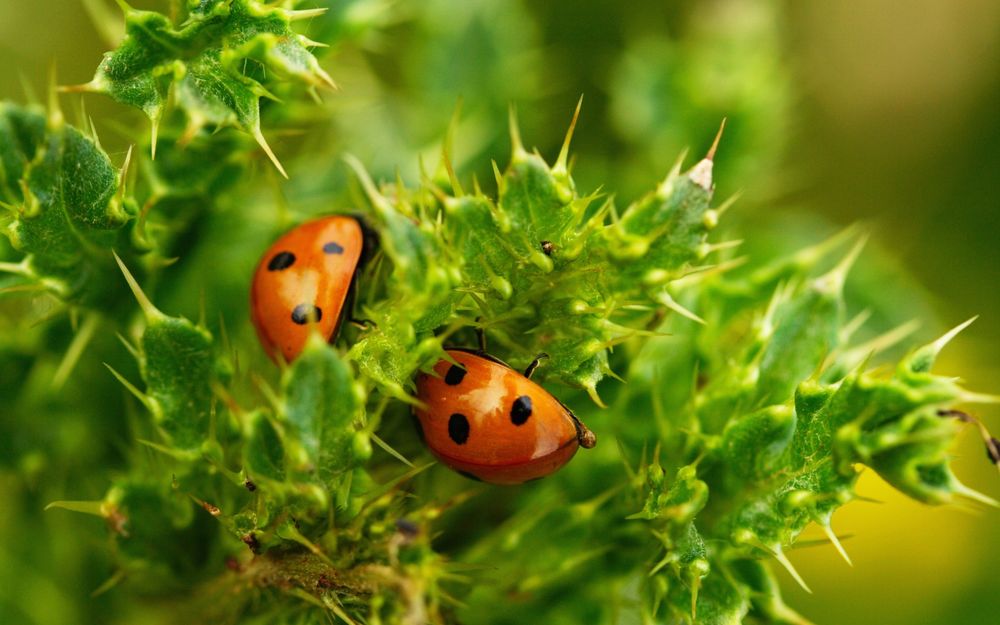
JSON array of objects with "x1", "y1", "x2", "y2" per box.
[
  {"x1": 250, "y1": 215, "x2": 368, "y2": 362},
  {"x1": 414, "y1": 349, "x2": 596, "y2": 484}
]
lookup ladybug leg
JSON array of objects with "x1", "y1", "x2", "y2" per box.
[
  {"x1": 348, "y1": 317, "x2": 376, "y2": 330},
  {"x1": 645, "y1": 306, "x2": 666, "y2": 331},
  {"x1": 523, "y1": 353, "x2": 550, "y2": 379},
  {"x1": 475, "y1": 322, "x2": 487, "y2": 353},
  {"x1": 937, "y1": 410, "x2": 1000, "y2": 468},
  {"x1": 344, "y1": 269, "x2": 376, "y2": 330}
]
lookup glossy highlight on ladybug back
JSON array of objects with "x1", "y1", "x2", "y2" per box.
[
  {"x1": 250, "y1": 216, "x2": 365, "y2": 363},
  {"x1": 414, "y1": 349, "x2": 596, "y2": 484}
]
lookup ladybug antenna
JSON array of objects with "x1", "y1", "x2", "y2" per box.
[{"x1": 524, "y1": 353, "x2": 549, "y2": 379}]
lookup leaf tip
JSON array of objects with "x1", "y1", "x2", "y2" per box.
[
  {"x1": 933, "y1": 316, "x2": 978, "y2": 353},
  {"x1": 816, "y1": 233, "x2": 869, "y2": 294}
]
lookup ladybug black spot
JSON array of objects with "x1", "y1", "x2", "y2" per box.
[
  {"x1": 323, "y1": 241, "x2": 345, "y2": 255},
  {"x1": 268, "y1": 251, "x2": 296, "y2": 271},
  {"x1": 510, "y1": 395, "x2": 532, "y2": 425},
  {"x1": 449, "y1": 413, "x2": 470, "y2": 445},
  {"x1": 444, "y1": 364, "x2": 467, "y2": 386},
  {"x1": 291, "y1": 304, "x2": 323, "y2": 325}
]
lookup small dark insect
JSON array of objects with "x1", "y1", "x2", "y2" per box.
[
  {"x1": 242, "y1": 532, "x2": 261, "y2": 554},
  {"x1": 540, "y1": 240, "x2": 555, "y2": 256},
  {"x1": 696, "y1": 371, "x2": 710, "y2": 390},
  {"x1": 987, "y1": 437, "x2": 1000, "y2": 464},
  {"x1": 244, "y1": 479, "x2": 257, "y2": 492},
  {"x1": 395, "y1": 518, "x2": 420, "y2": 538}
]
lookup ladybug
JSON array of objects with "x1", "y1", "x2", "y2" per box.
[
  {"x1": 414, "y1": 349, "x2": 596, "y2": 484},
  {"x1": 250, "y1": 215, "x2": 370, "y2": 362}
]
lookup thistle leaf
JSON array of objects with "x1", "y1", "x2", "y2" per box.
[
  {"x1": 83, "y1": 0, "x2": 333, "y2": 169},
  {"x1": 1, "y1": 103, "x2": 136, "y2": 305},
  {"x1": 282, "y1": 334, "x2": 368, "y2": 484}
]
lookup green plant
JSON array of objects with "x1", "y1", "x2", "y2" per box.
[{"x1": 2, "y1": 2, "x2": 997, "y2": 624}]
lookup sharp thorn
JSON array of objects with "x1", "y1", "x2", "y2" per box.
[
  {"x1": 113, "y1": 251, "x2": 163, "y2": 320},
  {"x1": 52, "y1": 313, "x2": 100, "y2": 390},
  {"x1": 816, "y1": 233, "x2": 869, "y2": 294},
  {"x1": 508, "y1": 104, "x2": 525, "y2": 158},
  {"x1": 714, "y1": 190, "x2": 742, "y2": 216},
  {"x1": 706, "y1": 117, "x2": 727, "y2": 161},
  {"x1": 932, "y1": 316, "x2": 978, "y2": 354},
  {"x1": 821, "y1": 521, "x2": 853, "y2": 566},
  {"x1": 343, "y1": 154, "x2": 393, "y2": 214},
  {"x1": 370, "y1": 432, "x2": 414, "y2": 468},
  {"x1": 586, "y1": 384, "x2": 606, "y2": 408},
  {"x1": 149, "y1": 116, "x2": 159, "y2": 160},
  {"x1": 657, "y1": 291, "x2": 706, "y2": 325},
  {"x1": 47, "y1": 63, "x2": 63, "y2": 127},
  {"x1": 116, "y1": 332, "x2": 139, "y2": 359},
  {"x1": 104, "y1": 363, "x2": 151, "y2": 408},
  {"x1": 773, "y1": 546, "x2": 812, "y2": 594},
  {"x1": 554, "y1": 95, "x2": 583, "y2": 175},
  {"x1": 285, "y1": 7, "x2": 328, "y2": 21},
  {"x1": 90, "y1": 569, "x2": 126, "y2": 597},
  {"x1": 252, "y1": 126, "x2": 288, "y2": 178},
  {"x1": 954, "y1": 482, "x2": 999, "y2": 508},
  {"x1": 45, "y1": 500, "x2": 106, "y2": 516}
]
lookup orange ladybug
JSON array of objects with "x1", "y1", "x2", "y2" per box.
[
  {"x1": 250, "y1": 215, "x2": 369, "y2": 362},
  {"x1": 414, "y1": 349, "x2": 596, "y2": 484}
]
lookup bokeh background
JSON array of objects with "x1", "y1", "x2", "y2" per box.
[{"x1": 1, "y1": 1, "x2": 997, "y2": 623}]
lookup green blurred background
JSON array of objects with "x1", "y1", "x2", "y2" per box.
[{"x1": 1, "y1": 1, "x2": 997, "y2": 623}]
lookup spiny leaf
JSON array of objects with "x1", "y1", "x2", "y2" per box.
[
  {"x1": 78, "y1": 0, "x2": 333, "y2": 172},
  {"x1": 1, "y1": 102, "x2": 137, "y2": 306},
  {"x1": 116, "y1": 255, "x2": 221, "y2": 451},
  {"x1": 17, "y1": 94, "x2": 997, "y2": 625},
  {"x1": 282, "y1": 334, "x2": 368, "y2": 485}
]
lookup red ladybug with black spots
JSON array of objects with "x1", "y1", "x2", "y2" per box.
[
  {"x1": 414, "y1": 349, "x2": 596, "y2": 484},
  {"x1": 250, "y1": 215, "x2": 370, "y2": 363}
]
